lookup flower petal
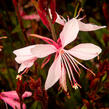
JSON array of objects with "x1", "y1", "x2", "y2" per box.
[
  {"x1": 60, "y1": 18, "x2": 79, "y2": 47},
  {"x1": 13, "y1": 45, "x2": 36, "y2": 56},
  {"x1": 55, "y1": 13, "x2": 65, "y2": 25},
  {"x1": 22, "y1": 91, "x2": 32, "y2": 99},
  {"x1": 59, "y1": 62, "x2": 67, "y2": 92},
  {"x1": 77, "y1": 20, "x2": 106, "y2": 31},
  {"x1": 31, "y1": 44, "x2": 56, "y2": 58},
  {"x1": 22, "y1": 14, "x2": 40, "y2": 21},
  {"x1": 0, "y1": 96, "x2": 26, "y2": 109},
  {"x1": 1, "y1": 91, "x2": 32, "y2": 100},
  {"x1": 67, "y1": 43, "x2": 102, "y2": 60},
  {"x1": 1, "y1": 91, "x2": 19, "y2": 100},
  {"x1": 49, "y1": 9, "x2": 65, "y2": 25},
  {"x1": 13, "y1": 45, "x2": 36, "y2": 64},
  {"x1": 18, "y1": 58, "x2": 36, "y2": 73},
  {"x1": 45, "y1": 55, "x2": 61, "y2": 90}
]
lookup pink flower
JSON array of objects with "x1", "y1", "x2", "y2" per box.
[
  {"x1": 0, "y1": 91, "x2": 32, "y2": 109},
  {"x1": 19, "y1": 8, "x2": 40, "y2": 21},
  {"x1": 19, "y1": 3, "x2": 40, "y2": 22},
  {"x1": 49, "y1": 9, "x2": 106, "y2": 30},
  {"x1": 22, "y1": 14, "x2": 40, "y2": 21},
  {"x1": 13, "y1": 45, "x2": 37, "y2": 73},
  {"x1": 30, "y1": 18, "x2": 105, "y2": 91}
]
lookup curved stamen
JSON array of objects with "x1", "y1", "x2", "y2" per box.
[
  {"x1": 68, "y1": 53, "x2": 95, "y2": 76},
  {"x1": 65, "y1": 52, "x2": 81, "y2": 74},
  {"x1": 64, "y1": 53, "x2": 80, "y2": 77},
  {"x1": 62, "y1": 54, "x2": 78, "y2": 87},
  {"x1": 63, "y1": 54, "x2": 76, "y2": 82},
  {"x1": 61, "y1": 55, "x2": 72, "y2": 82},
  {"x1": 78, "y1": 15, "x2": 86, "y2": 21},
  {"x1": 29, "y1": 34, "x2": 59, "y2": 48},
  {"x1": 75, "y1": 8, "x2": 84, "y2": 19},
  {"x1": 16, "y1": 68, "x2": 29, "y2": 80}
]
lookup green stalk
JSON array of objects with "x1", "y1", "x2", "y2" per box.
[
  {"x1": 73, "y1": 2, "x2": 79, "y2": 17},
  {"x1": 47, "y1": 15, "x2": 57, "y2": 41}
]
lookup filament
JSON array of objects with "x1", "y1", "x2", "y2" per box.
[
  {"x1": 62, "y1": 54, "x2": 77, "y2": 84},
  {"x1": 64, "y1": 53, "x2": 80, "y2": 76},
  {"x1": 68, "y1": 53, "x2": 95, "y2": 76}
]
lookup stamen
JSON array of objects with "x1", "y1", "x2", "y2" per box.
[
  {"x1": 41, "y1": 55, "x2": 51, "y2": 69},
  {"x1": 73, "y1": 82, "x2": 82, "y2": 89},
  {"x1": 64, "y1": 53, "x2": 80, "y2": 77},
  {"x1": 60, "y1": 15, "x2": 66, "y2": 23},
  {"x1": 16, "y1": 68, "x2": 29, "y2": 79},
  {"x1": 61, "y1": 55, "x2": 72, "y2": 82},
  {"x1": 62, "y1": 54, "x2": 77, "y2": 84},
  {"x1": 67, "y1": 16, "x2": 70, "y2": 21},
  {"x1": 21, "y1": 68, "x2": 29, "y2": 76},
  {"x1": 97, "y1": 56, "x2": 100, "y2": 60},
  {"x1": 75, "y1": 8, "x2": 84, "y2": 19},
  {"x1": 65, "y1": 52, "x2": 82, "y2": 74},
  {"x1": 16, "y1": 75, "x2": 22, "y2": 80},
  {"x1": 78, "y1": 15, "x2": 86, "y2": 21},
  {"x1": 68, "y1": 54, "x2": 95, "y2": 76}
]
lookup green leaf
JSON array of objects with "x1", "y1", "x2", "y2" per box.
[
  {"x1": 81, "y1": 105, "x2": 87, "y2": 109},
  {"x1": 30, "y1": 101, "x2": 42, "y2": 109},
  {"x1": 101, "y1": 72, "x2": 107, "y2": 82},
  {"x1": 12, "y1": 24, "x2": 21, "y2": 33}
]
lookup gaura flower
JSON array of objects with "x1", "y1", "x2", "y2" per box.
[
  {"x1": 29, "y1": 18, "x2": 105, "y2": 91},
  {"x1": 0, "y1": 91, "x2": 32, "y2": 109},
  {"x1": 13, "y1": 45, "x2": 37, "y2": 73},
  {"x1": 49, "y1": 9, "x2": 106, "y2": 31},
  {"x1": 19, "y1": 6, "x2": 40, "y2": 22}
]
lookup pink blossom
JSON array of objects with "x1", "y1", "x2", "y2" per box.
[
  {"x1": 19, "y1": 6, "x2": 40, "y2": 22},
  {"x1": 13, "y1": 45, "x2": 37, "y2": 73},
  {"x1": 49, "y1": 9, "x2": 106, "y2": 30},
  {"x1": 0, "y1": 91, "x2": 32, "y2": 109},
  {"x1": 30, "y1": 18, "x2": 105, "y2": 91},
  {"x1": 22, "y1": 14, "x2": 40, "y2": 21}
]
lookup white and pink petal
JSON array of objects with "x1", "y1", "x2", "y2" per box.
[
  {"x1": 22, "y1": 91, "x2": 32, "y2": 99},
  {"x1": 13, "y1": 45, "x2": 37, "y2": 64},
  {"x1": 67, "y1": 43, "x2": 102, "y2": 60},
  {"x1": 18, "y1": 58, "x2": 36, "y2": 73},
  {"x1": 77, "y1": 20, "x2": 106, "y2": 31},
  {"x1": 60, "y1": 18, "x2": 79, "y2": 47},
  {"x1": 45, "y1": 55, "x2": 62, "y2": 90},
  {"x1": 49, "y1": 9, "x2": 65, "y2": 25},
  {"x1": 55, "y1": 13, "x2": 66, "y2": 25},
  {"x1": 1, "y1": 91, "x2": 19, "y2": 100},
  {"x1": 31, "y1": 44, "x2": 57, "y2": 58},
  {"x1": 13, "y1": 45, "x2": 36, "y2": 56},
  {"x1": 0, "y1": 96, "x2": 26, "y2": 109}
]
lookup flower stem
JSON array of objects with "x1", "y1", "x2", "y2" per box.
[
  {"x1": 47, "y1": 15, "x2": 57, "y2": 41},
  {"x1": 20, "y1": 97, "x2": 23, "y2": 109}
]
